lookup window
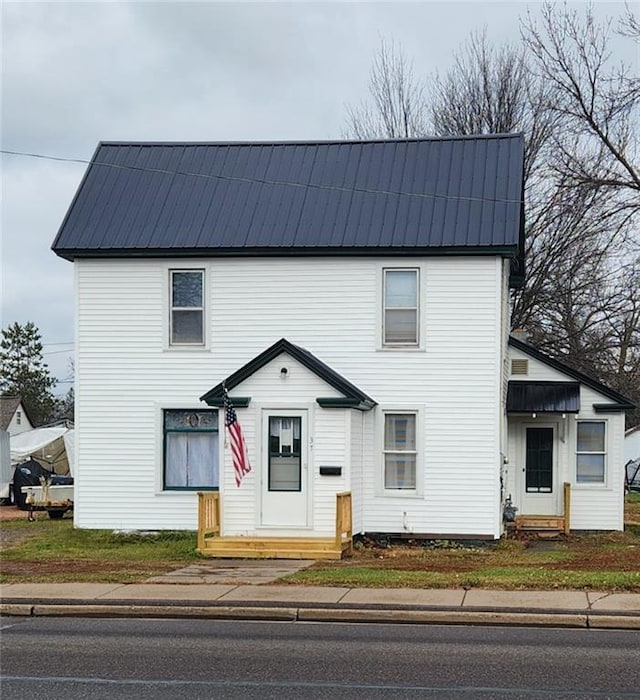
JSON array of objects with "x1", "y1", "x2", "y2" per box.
[
  {"x1": 170, "y1": 270, "x2": 204, "y2": 345},
  {"x1": 576, "y1": 421, "x2": 606, "y2": 484},
  {"x1": 383, "y1": 413, "x2": 417, "y2": 490},
  {"x1": 16, "y1": 411, "x2": 21, "y2": 425},
  {"x1": 383, "y1": 269, "x2": 419, "y2": 346},
  {"x1": 164, "y1": 409, "x2": 219, "y2": 489},
  {"x1": 268, "y1": 416, "x2": 302, "y2": 491}
]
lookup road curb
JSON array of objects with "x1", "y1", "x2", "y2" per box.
[
  {"x1": 28, "y1": 604, "x2": 298, "y2": 621},
  {"x1": 587, "y1": 614, "x2": 640, "y2": 630},
  {"x1": 2, "y1": 601, "x2": 639, "y2": 629},
  {"x1": 298, "y1": 607, "x2": 589, "y2": 627}
]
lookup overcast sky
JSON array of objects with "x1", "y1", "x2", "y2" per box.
[{"x1": 1, "y1": 0, "x2": 634, "y2": 390}]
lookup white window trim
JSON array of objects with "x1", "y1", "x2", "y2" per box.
[
  {"x1": 163, "y1": 264, "x2": 209, "y2": 351},
  {"x1": 377, "y1": 265, "x2": 425, "y2": 351},
  {"x1": 575, "y1": 419, "x2": 607, "y2": 488},
  {"x1": 379, "y1": 407, "x2": 423, "y2": 498}
]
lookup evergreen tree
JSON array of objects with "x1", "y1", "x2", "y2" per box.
[{"x1": 0, "y1": 321, "x2": 57, "y2": 426}]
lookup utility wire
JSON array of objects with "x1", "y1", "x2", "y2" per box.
[{"x1": 1, "y1": 147, "x2": 523, "y2": 206}]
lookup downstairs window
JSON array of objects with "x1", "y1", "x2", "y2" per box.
[
  {"x1": 383, "y1": 412, "x2": 417, "y2": 490},
  {"x1": 164, "y1": 409, "x2": 219, "y2": 490}
]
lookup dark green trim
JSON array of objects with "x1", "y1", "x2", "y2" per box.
[
  {"x1": 509, "y1": 337, "x2": 636, "y2": 409},
  {"x1": 200, "y1": 338, "x2": 377, "y2": 408},
  {"x1": 162, "y1": 408, "x2": 220, "y2": 491},
  {"x1": 316, "y1": 397, "x2": 374, "y2": 410},
  {"x1": 162, "y1": 486, "x2": 219, "y2": 492},
  {"x1": 593, "y1": 403, "x2": 636, "y2": 413},
  {"x1": 204, "y1": 396, "x2": 251, "y2": 408}
]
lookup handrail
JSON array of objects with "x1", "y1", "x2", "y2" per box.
[
  {"x1": 197, "y1": 491, "x2": 220, "y2": 552},
  {"x1": 335, "y1": 491, "x2": 353, "y2": 554},
  {"x1": 563, "y1": 482, "x2": 571, "y2": 536}
]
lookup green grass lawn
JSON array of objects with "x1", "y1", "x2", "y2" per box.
[
  {"x1": 0, "y1": 518, "x2": 200, "y2": 583},
  {"x1": 1, "y1": 495, "x2": 639, "y2": 589}
]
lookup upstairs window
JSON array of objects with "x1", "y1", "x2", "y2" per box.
[
  {"x1": 576, "y1": 421, "x2": 606, "y2": 484},
  {"x1": 383, "y1": 269, "x2": 419, "y2": 346},
  {"x1": 383, "y1": 412, "x2": 417, "y2": 490},
  {"x1": 170, "y1": 270, "x2": 204, "y2": 345}
]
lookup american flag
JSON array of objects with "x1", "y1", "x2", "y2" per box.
[{"x1": 223, "y1": 386, "x2": 252, "y2": 487}]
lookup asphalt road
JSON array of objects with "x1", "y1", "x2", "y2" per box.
[{"x1": 1, "y1": 617, "x2": 639, "y2": 699}]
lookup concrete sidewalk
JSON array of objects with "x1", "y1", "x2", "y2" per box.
[{"x1": 2, "y1": 582, "x2": 639, "y2": 629}]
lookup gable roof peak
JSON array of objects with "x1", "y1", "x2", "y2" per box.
[{"x1": 200, "y1": 338, "x2": 376, "y2": 410}]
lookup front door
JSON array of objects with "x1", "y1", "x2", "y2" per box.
[
  {"x1": 260, "y1": 410, "x2": 309, "y2": 527},
  {"x1": 521, "y1": 425, "x2": 557, "y2": 515}
]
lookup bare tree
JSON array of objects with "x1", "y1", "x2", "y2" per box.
[
  {"x1": 522, "y1": 2, "x2": 640, "y2": 196},
  {"x1": 619, "y1": 2, "x2": 640, "y2": 40},
  {"x1": 346, "y1": 14, "x2": 639, "y2": 423},
  {"x1": 345, "y1": 39, "x2": 428, "y2": 139},
  {"x1": 430, "y1": 31, "x2": 555, "y2": 182}
]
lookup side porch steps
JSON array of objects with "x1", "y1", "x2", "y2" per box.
[
  {"x1": 515, "y1": 515, "x2": 566, "y2": 536},
  {"x1": 198, "y1": 536, "x2": 348, "y2": 560}
]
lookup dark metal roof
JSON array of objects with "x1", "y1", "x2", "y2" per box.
[
  {"x1": 200, "y1": 338, "x2": 377, "y2": 411},
  {"x1": 52, "y1": 135, "x2": 525, "y2": 282},
  {"x1": 509, "y1": 337, "x2": 636, "y2": 410},
  {"x1": 507, "y1": 381, "x2": 581, "y2": 414}
]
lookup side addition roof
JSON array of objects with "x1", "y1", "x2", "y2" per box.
[
  {"x1": 52, "y1": 135, "x2": 526, "y2": 286},
  {"x1": 200, "y1": 338, "x2": 377, "y2": 411},
  {"x1": 506, "y1": 381, "x2": 581, "y2": 414},
  {"x1": 509, "y1": 337, "x2": 636, "y2": 412}
]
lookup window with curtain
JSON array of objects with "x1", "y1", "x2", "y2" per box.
[
  {"x1": 170, "y1": 270, "x2": 204, "y2": 345},
  {"x1": 164, "y1": 409, "x2": 219, "y2": 490},
  {"x1": 383, "y1": 413, "x2": 417, "y2": 490},
  {"x1": 383, "y1": 268, "x2": 419, "y2": 346},
  {"x1": 576, "y1": 421, "x2": 606, "y2": 484}
]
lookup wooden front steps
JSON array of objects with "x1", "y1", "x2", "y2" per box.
[
  {"x1": 199, "y1": 536, "x2": 347, "y2": 560},
  {"x1": 515, "y1": 483, "x2": 571, "y2": 537},
  {"x1": 197, "y1": 491, "x2": 353, "y2": 560},
  {"x1": 515, "y1": 514, "x2": 566, "y2": 536}
]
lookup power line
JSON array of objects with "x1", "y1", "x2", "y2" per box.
[{"x1": 1, "y1": 147, "x2": 524, "y2": 206}]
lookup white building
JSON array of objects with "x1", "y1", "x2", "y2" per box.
[{"x1": 51, "y1": 136, "x2": 634, "y2": 553}]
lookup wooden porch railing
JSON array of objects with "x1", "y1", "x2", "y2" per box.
[
  {"x1": 335, "y1": 491, "x2": 353, "y2": 554},
  {"x1": 563, "y1": 482, "x2": 571, "y2": 536},
  {"x1": 197, "y1": 491, "x2": 220, "y2": 552}
]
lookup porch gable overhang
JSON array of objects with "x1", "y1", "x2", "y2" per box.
[
  {"x1": 506, "y1": 381, "x2": 580, "y2": 414},
  {"x1": 508, "y1": 337, "x2": 636, "y2": 410},
  {"x1": 200, "y1": 338, "x2": 377, "y2": 411}
]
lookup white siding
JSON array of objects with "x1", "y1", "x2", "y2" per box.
[
  {"x1": 507, "y1": 346, "x2": 626, "y2": 530},
  {"x1": 7, "y1": 403, "x2": 34, "y2": 436},
  {"x1": 75, "y1": 255, "x2": 505, "y2": 536},
  {"x1": 219, "y1": 355, "x2": 347, "y2": 537},
  {"x1": 626, "y1": 429, "x2": 640, "y2": 462},
  {"x1": 350, "y1": 411, "x2": 364, "y2": 534}
]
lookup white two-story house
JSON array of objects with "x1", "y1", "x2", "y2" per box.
[{"x1": 52, "y1": 135, "x2": 633, "y2": 557}]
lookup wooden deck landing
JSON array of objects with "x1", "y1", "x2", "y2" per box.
[
  {"x1": 514, "y1": 483, "x2": 571, "y2": 536},
  {"x1": 197, "y1": 491, "x2": 353, "y2": 560},
  {"x1": 198, "y1": 535, "x2": 348, "y2": 560}
]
